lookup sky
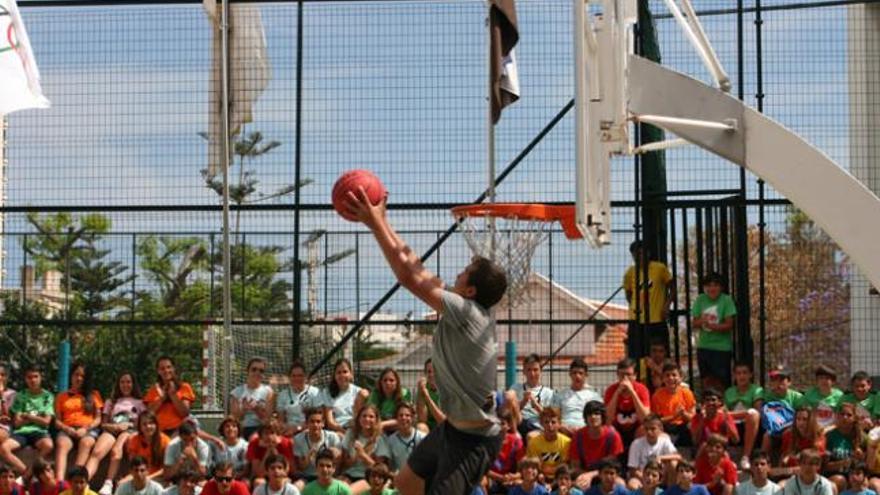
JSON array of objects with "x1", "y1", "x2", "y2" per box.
[{"x1": 0, "y1": 0, "x2": 865, "y2": 319}]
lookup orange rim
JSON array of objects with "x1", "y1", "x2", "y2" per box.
[{"x1": 451, "y1": 203, "x2": 583, "y2": 240}]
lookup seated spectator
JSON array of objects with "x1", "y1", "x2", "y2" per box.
[
  {"x1": 781, "y1": 449, "x2": 834, "y2": 495},
  {"x1": 363, "y1": 462, "x2": 394, "y2": 495},
  {"x1": 206, "y1": 417, "x2": 249, "y2": 480},
  {"x1": 760, "y1": 367, "x2": 804, "y2": 409},
  {"x1": 366, "y1": 368, "x2": 412, "y2": 433},
  {"x1": 230, "y1": 358, "x2": 275, "y2": 440},
  {"x1": 510, "y1": 354, "x2": 556, "y2": 438},
  {"x1": 28, "y1": 459, "x2": 69, "y2": 495},
  {"x1": 526, "y1": 407, "x2": 570, "y2": 483},
  {"x1": 843, "y1": 462, "x2": 877, "y2": 495},
  {"x1": 275, "y1": 361, "x2": 321, "y2": 438},
  {"x1": 54, "y1": 362, "x2": 103, "y2": 481},
  {"x1": 842, "y1": 372, "x2": 878, "y2": 429},
  {"x1": 387, "y1": 403, "x2": 425, "y2": 473},
  {"x1": 630, "y1": 461, "x2": 663, "y2": 495},
  {"x1": 247, "y1": 423, "x2": 295, "y2": 484},
  {"x1": 570, "y1": 402, "x2": 623, "y2": 490},
  {"x1": 0, "y1": 365, "x2": 54, "y2": 476},
  {"x1": 508, "y1": 457, "x2": 549, "y2": 495},
  {"x1": 803, "y1": 365, "x2": 844, "y2": 430},
  {"x1": 162, "y1": 469, "x2": 201, "y2": 495},
  {"x1": 722, "y1": 362, "x2": 761, "y2": 472},
  {"x1": 0, "y1": 364, "x2": 16, "y2": 445},
  {"x1": 780, "y1": 407, "x2": 826, "y2": 469},
  {"x1": 689, "y1": 389, "x2": 738, "y2": 455},
  {"x1": 691, "y1": 272, "x2": 737, "y2": 391},
  {"x1": 115, "y1": 456, "x2": 164, "y2": 495},
  {"x1": 664, "y1": 461, "x2": 710, "y2": 495},
  {"x1": 293, "y1": 407, "x2": 342, "y2": 486},
  {"x1": 583, "y1": 460, "x2": 628, "y2": 495},
  {"x1": 164, "y1": 421, "x2": 211, "y2": 482},
  {"x1": 488, "y1": 407, "x2": 526, "y2": 494},
  {"x1": 60, "y1": 467, "x2": 97, "y2": 495},
  {"x1": 302, "y1": 449, "x2": 352, "y2": 495},
  {"x1": 641, "y1": 341, "x2": 669, "y2": 394},
  {"x1": 627, "y1": 415, "x2": 679, "y2": 489},
  {"x1": 321, "y1": 359, "x2": 367, "y2": 435},
  {"x1": 604, "y1": 359, "x2": 651, "y2": 448},
  {"x1": 551, "y1": 465, "x2": 583, "y2": 495},
  {"x1": 734, "y1": 451, "x2": 778, "y2": 495},
  {"x1": 126, "y1": 411, "x2": 170, "y2": 481},
  {"x1": 340, "y1": 405, "x2": 390, "y2": 489},
  {"x1": 825, "y1": 402, "x2": 866, "y2": 492},
  {"x1": 201, "y1": 463, "x2": 249, "y2": 495},
  {"x1": 866, "y1": 426, "x2": 880, "y2": 494},
  {"x1": 88, "y1": 371, "x2": 145, "y2": 494},
  {"x1": 693, "y1": 434, "x2": 736, "y2": 495},
  {"x1": 415, "y1": 358, "x2": 444, "y2": 433},
  {"x1": 552, "y1": 359, "x2": 602, "y2": 438},
  {"x1": 0, "y1": 464, "x2": 24, "y2": 495},
  {"x1": 651, "y1": 361, "x2": 696, "y2": 448},
  {"x1": 253, "y1": 454, "x2": 300, "y2": 495},
  {"x1": 144, "y1": 356, "x2": 196, "y2": 436}
]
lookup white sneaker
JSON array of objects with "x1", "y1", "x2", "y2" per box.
[
  {"x1": 99, "y1": 480, "x2": 113, "y2": 495},
  {"x1": 14, "y1": 477, "x2": 23, "y2": 486},
  {"x1": 739, "y1": 456, "x2": 751, "y2": 471}
]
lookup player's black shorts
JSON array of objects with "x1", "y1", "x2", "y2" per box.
[{"x1": 407, "y1": 421, "x2": 502, "y2": 495}]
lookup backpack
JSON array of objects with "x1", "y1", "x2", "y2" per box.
[{"x1": 761, "y1": 400, "x2": 795, "y2": 437}]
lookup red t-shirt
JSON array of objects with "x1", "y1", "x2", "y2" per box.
[
  {"x1": 780, "y1": 429, "x2": 827, "y2": 466},
  {"x1": 690, "y1": 410, "x2": 738, "y2": 446},
  {"x1": 201, "y1": 480, "x2": 250, "y2": 495},
  {"x1": 604, "y1": 381, "x2": 651, "y2": 432},
  {"x1": 568, "y1": 426, "x2": 624, "y2": 470},
  {"x1": 29, "y1": 480, "x2": 69, "y2": 495},
  {"x1": 245, "y1": 436, "x2": 295, "y2": 465},
  {"x1": 493, "y1": 432, "x2": 525, "y2": 475},
  {"x1": 694, "y1": 453, "x2": 737, "y2": 495}
]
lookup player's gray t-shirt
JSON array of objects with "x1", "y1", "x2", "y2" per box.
[{"x1": 432, "y1": 290, "x2": 500, "y2": 436}]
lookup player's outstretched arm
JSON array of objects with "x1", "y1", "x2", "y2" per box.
[{"x1": 346, "y1": 187, "x2": 444, "y2": 312}]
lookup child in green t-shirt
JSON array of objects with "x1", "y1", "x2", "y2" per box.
[
  {"x1": 803, "y1": 365, "x2": 844, "y2": 429},
  {"x1": 841, "y1": 371, "x2": 879, "y2": 429},
  {"x1": 691, "y1": 272, "x2": 737, "y2": 391},
  {"x1": 0, "y1": 365, "x2": 55, "y2": 476},
  {"x1": 723, "y1": 362, "x2": 762, "y2": 471}
]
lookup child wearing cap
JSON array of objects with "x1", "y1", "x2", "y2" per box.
[
  {"x1": 759, "y1": 367, "x2": 804, "y2": 409},
  {"x1": 803, "y1": 365, "x2": 844, "y2": 430}
]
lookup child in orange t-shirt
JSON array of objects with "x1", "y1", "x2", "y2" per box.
[
  {"x1": 651, "y1": 361, "x2": 696, "y2": 447},
  {"x1": 125, "y1": 411, "x2": 170, "y2": 480},
  {"x1": 143, "y1": 357, "x2": 196, "y2": 434},
  {"x1": 54, "y1": 362, "x2": 104, "y2": 481}
]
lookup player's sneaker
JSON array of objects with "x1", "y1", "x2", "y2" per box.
[
  {"x1": 99, "y1": 480, "x2": 113, "y2": 495},
  {"x1": 739, "y1": 456, "x2": 751, "y2": 471}
]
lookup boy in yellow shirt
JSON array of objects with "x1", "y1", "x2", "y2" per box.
[{"x1": 526, "y1": 407, "x2": 571, "y2": 484}]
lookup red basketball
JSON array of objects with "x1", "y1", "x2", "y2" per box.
[{"x1": 331, "y1": 169, "x2": 387, "y2": 222}]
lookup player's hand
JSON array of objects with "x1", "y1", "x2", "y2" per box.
[{"x1": 346, "y1": 186, "x2": 387, "y2": 229}]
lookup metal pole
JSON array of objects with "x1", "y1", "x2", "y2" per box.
[
  {"x1": 292, "y1": 0, "x2": 304, "y2": 360},
  {"x1": 220, "y1": 0, "x2": 233, "y2": 411},
  {"x1": 755, "y1": 0, "x2": 767, "y2": 384}
]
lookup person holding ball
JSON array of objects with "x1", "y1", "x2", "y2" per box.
[{"x1": 345, "y1": 183, "x2": 508, "y2": 495}]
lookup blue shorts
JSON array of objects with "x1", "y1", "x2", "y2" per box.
[
  {"x1": 56, "y1": 428, "x2": 101, "y2": 442},
  {"x1": 11, "y1": 430, "x2": 50, "y2": 447}
]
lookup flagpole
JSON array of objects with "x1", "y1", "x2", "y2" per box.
[{"x1": 220, "y1": 0, "x2": 233, "y2": 412}]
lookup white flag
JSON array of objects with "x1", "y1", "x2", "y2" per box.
[
  {"x1": 203, "y1": 0, "x2": 271, "y2": 176},
  {"x1": 0, "y1": 0, "x2": 50, "y2": 114}
]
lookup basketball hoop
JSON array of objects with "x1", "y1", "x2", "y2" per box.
[{"x1": 452, "y1": 204, "x2": 582, "y2": 305}]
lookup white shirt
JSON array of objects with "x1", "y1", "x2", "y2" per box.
[
  {"x1": 509, "y1": 383, "x2": 556, "y2": 422},
  {"x1": 782, "y1": 476, "x2": 834, "y2": 495},
  {"x1": 275, "y1": 385, "x2": 321, "y2": 428},
  {"x1": 230, "y1": 383, "x2": 274, "y2": 428},
  {"x1": 627, "y1": 434, "x2": 677, "y2": 469},
  {"x1": 388, "y1": 428, "x2": 426, "y2": 471},
  {"x1": 737, "y1": 480, "x2": 781, "y2": 495},
  {"x1": 551, "y1": 386, "x2": 602, "y2": 429},
  {"x1": 253, "y1": 483, "x2": 300, "y2": 495}
]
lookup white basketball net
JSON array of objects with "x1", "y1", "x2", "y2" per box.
[{"x1": 455, "y1": 214, "x2": 553, "y2": 307}]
